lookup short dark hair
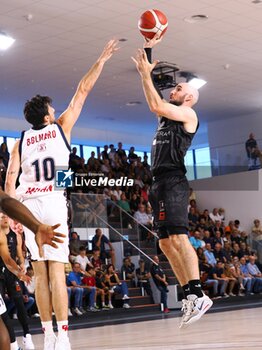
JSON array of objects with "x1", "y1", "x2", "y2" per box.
[
  {"x1": 24, "y1": 94, "x2": 52, "y2": 127},
  {"x1": 79, "y1": 245, "x2": 86, "y2": 252}
]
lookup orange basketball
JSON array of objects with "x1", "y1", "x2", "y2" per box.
[{"x1": 138, "y1": 9, "x2": 168, "y2": 40}]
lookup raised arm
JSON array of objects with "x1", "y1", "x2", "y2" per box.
[
  {"x1": 57, "y1": 39, "x2": 119, "y2": 140},
  {"x1": 132, "y1": 49, "x2": 197, "y2": 128},
  {"x1": 5, "y1": 140, "x2": 20, "y2": 198}
]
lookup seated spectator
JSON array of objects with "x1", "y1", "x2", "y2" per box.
[
  {"x1": 224, "y1": 220, "x2": 235, "y2": 235},
  {"x1": 211, "y1": 261, "x2": 229, "y2": 297},
  {"x1": 189, "y1": 231, "x2": 203, "y2": 250},
  {"x1": 200, "y1": 264, "x2": 220, "y2": 299},
  {"x1": 105, "y1": 264, "x2": 130, "y2": 309},
  {"x1": 213, "y1": 243, "x2": 227, "y2": 263},
  {"x1": 151, "y1": 256, "x2": 169, "y2": 313},
  {"x1": 239, "y1": 242, "x2": 251, "y2": 259},
  {"x1": 136, "y1": 259, "x2": 153, "y2": 302},
  {"x1": 209, "y1": 208, "x2": 222, "y2": 224},
  {"x1": 224, "y1": 263, "x2": 238, "y2": 296},
  {"x1": 101, "y1": 159, "x2": 111, "y2": 174},
  {"x1": 209, "y1": 221, "x2": 224, "y2": 238},
  {"x1": 211, "y1": 230, "x2": 224, "y2": 249},
  {"x1": 196, "y1": 217, "x2": 209, "y2": 233},
  {"x1": 196, "y1": 247, "x2": 207, "y2": 266},
  {"x1": 232, "y1": 243, "x2": 242, "y2": 260},
  {"x1": 201, "y1": 209, "x2": 211, "y2": 225},
  {"x1": 82, "y1": 266, "x2": 108, "y2": 310},
  {"x1": 247, "y1": 255, "x2": 262, "y2": 293},
  {"x1": 75, "y1": 246, "x2": 93, "y2": 271},
  {"x1": 134, "y1": 204, "x2": 152, "y2": 241},
  {"x1": 69, "y1": 231, "x2": 82, "y2": 262},
  {"x1": 231, "y1": 257, "x2": 248, "y2": 296},
  {"x1": 90, "y1": 247, "x2": 103, "y2": 271},
  {"x1": 121, "y1": 257, "x2": 136, "y2": 286},
  {"x1": 188, "y1": 207, "x2": 199, "y2": 230},
  {"x1": 129, "y1": 193, "x2": 140, "y2": 214},
  {"x1": 6, "y1": 281, "x2": 35, "y2": 319},
  {"x1": 91, "y1": 228, "x2": 115, "y2": 266},
  {"x1": 95, "y1": 270, "x2": 113, "y2": 308},
  {"x1": 239, "y1": 231, "x2": 248, "y2": 244},
  {"x1": 134, "y1": 175, "x2": 144, "y2": 189},
  {"x1": 203, "y1": 230, "x2": 212, "y2": 245},
  {"x1": 67, "y1": 262, "x2": 96, "y2": 315},
  {"x1": 112, "y1": 186, "x2": 122, "y2": 201},
  {"x1": 117, "y1": 193, "x2": 133, "y2": 228},
  {"x1": 239, "y1": 257, "x2": 255, "y2": 295},
  {"x1": 218, "y1": 208, "x2": 225, "y2": 222},
  {"x1": 252, "y1": 219, "x2": 262, "y2": 241},
  {"x1": 231, "y1": 229, "x2": 241, "y2": 246},
  {"x1": 204, "y1": 243, "x2": 217, "y2": 267},
  {"x1": 234, "y1": 220, "x2": 243, "y2": 233},
  {"x1": 141, "y1": 184, "x2": 150, "y2": 204},
  {"x1": 223, "y1": 241, "x2": 233, "y2": 262}
]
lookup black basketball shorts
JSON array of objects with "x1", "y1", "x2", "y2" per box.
[{"x1": 149, "y1": 174, "x2": 189, "y2": 239}]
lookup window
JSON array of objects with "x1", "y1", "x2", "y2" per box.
[
  {"x1": 0, "y1": 137, "x2": 4, "y2": 145},
  {"x1": 185, "y1": 150, "x2": 194, "y2": 180},
  {"x1": 83, "y1": 146, "x2": 97, "y2": 162},
  {"x1": 195, "y1": 147, "x2": 212, "y2": 179}
]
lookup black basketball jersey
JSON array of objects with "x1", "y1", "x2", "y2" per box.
[
  {"x1": 151, "y1": 117, "x2": 198, "y2": 177},
  {"x1": 0, "y1": 230, "x2": 17, "y2": 270}
]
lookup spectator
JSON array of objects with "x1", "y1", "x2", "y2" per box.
[
  {"x1": 218, "y1": 208, "x2": 225, "y2": 223},
  {"x1": 133, "y1": 204, "x2": 152, "y2": 241},
  {"x1": 105, "y1": 264, "x2": 130, "y2": 308},
  {"x1": 231, "y1": 257, "x2": 248, "y2": 296},
  {"x1": 225, "y1": 220, "x2": 235, "y2": 235},
  {"x1": 95, "y1": 270, "x2": 113, "y2": 309},
  {"x1": 121, "y1": 257, "x2": 136, "y2": 286},
  {"x1": 69, "y1": 147, "x2": 82, "y2": 171},
  {"x1": 90, "y1": 247, "x2": 103, "y2": 271},
  {"x1": 232, "y1": 243, "x2": 242, "y2": 260},
  {"x1": 223, "y1": 241, "x2": 233, "y2": 262},
  {"x1": 87, "y1": 151, "x2": 98, "y2": 169},
  {"x1": 69, "y1": 231, "x2": 82, "y2": 262},
  {"x1": 213, "y1": 243, "x2": 227, "y2": 263},
  {"x1": 223, "y1": 263, "x2": 237, "y2": 296},
  {"x1": 136, "y1": 259, "x2": 153, "y2": 302},
  {"x1": 151, "y1": 256, "x2": 169, "y2": 313},
  {"x1": 24, "y1": 266, "x2": 39, "y2": 318},
  {"x1": 211, "y1": 261, "x2": 229, "y2": 297},
  {"x1": 189, "y1": 231, "x2": 203, "y2": 250},
  {"x1": 252, "y1": 219, "x2": 262, "y2": 241},
  {"x1": 101, "y1": 145, "x2": 109, "y2": 160},
  {"x1": 209, "y1": 208, "x2": 222, "y2": 224},
  {"x1": 203, "y1": 230, "x2": 212, "y2": 245},
  {"x1": 239, "y1": 257, "x2": 255, "y2": 295},
  {"x1": 234, "y1": 220, "x2": 243, "y2": 233},
  {"x1": 211, "y1": 230, "x2": 224, "y2": 249},
  {"x1": 245, "y1": 133, "x2": 258, "y2": 170},
  {"x1": 91, "y1": 228, "x2": 115, "y2": 266},
  {"x1": 100, "y1": 159, "x2": 111, "y2": 175},
  {"x1": 231, "y1": 229, "x2": 241, "y2": 246},
  {"x1": 116, "y1": 142, "x2": 126, "y2": 160},
  {"x1": 67, "y1": 262, "x2": 96, "y2": 315},
  {"x1": 201, "y1": 209, "x2": 211, "y2": 225},
  {"x1": 239, "y1": 242, "x2": 251, "y2": 259},
  {"x1": 108, "y1": 144, "x2": 116, "y2": 162},
  {"x1": 117, "y1": 193, "x2": 132, "y2": 228},
  {"x1": 75, "y1": 246, "x2": 93, "y2": 271},
  {"x1": 247, "y1": 256, "x2": 262, "y2": 293},
  {"x1": 128, "y1": 146, "x2": 138, "y2": 163},
  {"x1": 0, "y1": 142, "x2": 9, "y2": 168},
  {"x1": 129, "y1": 193, "x2": 140, "y2": 214},
  {"x1": 112, "y1": 186, "x2": 122, "y2": 201},
  {"x1": 82, "y1": 266, "x2": 107, "y2": 310},
  {"x1": 188, "y1": 207, "x2": 199, "y2": 230},
  {"x1": 204, "y1": 243, "x2": 217, "y2": 267},
  {"x1": 189, "y1": 187, "x2": 196, "y2": 202}
]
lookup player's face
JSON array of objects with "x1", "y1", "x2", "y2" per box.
[
  {"x1": 0, "y1": 213, "x2": 10, "y2": 229},
  {"x1": 47, "y1": 104, "x2": 55, "y2": 123},
  {"x1": 169, "y1": 84, "x2": 187, "y2": 106}
]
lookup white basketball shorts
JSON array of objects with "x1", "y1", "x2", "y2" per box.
[
  {"x1": 0, "y1": 292, "x2": 6, "y2": 315},
  {"x1": 22, "y1": 193, "x2": 69, "y2": 263}
]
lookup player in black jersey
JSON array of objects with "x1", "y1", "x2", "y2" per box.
[{"x1": 132, "y1": 35, "x2": 213, "y2": 328}]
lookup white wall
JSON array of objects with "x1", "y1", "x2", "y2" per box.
[{"x1": 190, "y1": 169, "x2": 262, "y2": 232}]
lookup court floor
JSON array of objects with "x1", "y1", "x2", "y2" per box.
[{"x1": 18, "y1": 307, "x2": 262, "y2": 349}]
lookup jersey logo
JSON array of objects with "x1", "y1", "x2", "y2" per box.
[
  {"x1": 37, "y1": 143, "x2": 46, "y2": 152},
  {"x1": 55, "y1": 169, "x2": 74, "y2": 188}
]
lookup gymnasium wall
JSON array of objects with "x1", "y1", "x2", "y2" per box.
[{"x1": 190, "y1": 169, "x2": 262, "y2": 232}]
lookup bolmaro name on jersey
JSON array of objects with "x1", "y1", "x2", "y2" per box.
[{"x1": 26, "y1": 130, "x2": 57, "y2": 146}]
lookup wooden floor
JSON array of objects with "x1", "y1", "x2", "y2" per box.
[{"x1": 18, "y1": 308, "x2": 262, "y2": 349}]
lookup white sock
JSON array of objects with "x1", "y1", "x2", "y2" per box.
[
  {"x1": 94, "y1": 302, "x2": 97, "y2": 307},
  {"x1": 41, "y1": 321, "x2": 54, "y2": 336},
  {"x1": 102, "y1": 301, "x2": 105, "y2": 306},
  {"x1": 57, "y1": 320, "x2": 69, "y2": 339},
  {"x1": 10, "y1": 341, "x2": 19, "y2": 350}
]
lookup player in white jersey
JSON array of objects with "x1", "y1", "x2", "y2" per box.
[
  {"x1": 0, "y1": 188, "x2": 65, "y2": 350},
  {"x1": 5, "y1": 39, "x2": 119, "y2": 350}
]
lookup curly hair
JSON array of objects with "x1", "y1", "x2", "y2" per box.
[{"x1": 23, "y1": 94, "x2": 52, "y2": 127}]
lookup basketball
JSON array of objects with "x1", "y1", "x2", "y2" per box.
[{"x1": 138, "y1": 9, "x2": 168, "y2": 40}]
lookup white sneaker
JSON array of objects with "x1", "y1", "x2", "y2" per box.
[
  {"x1": 123, "y1": 303, "x2": 130, "y2": 309},
  {"x1": 73, "y1": 307, "x2": 83, "y2": 316},
  {"x1": 22, "y1": 334, "x2": 35, "y2": 350},
  {"x1": 229, "y1": 292, "x2": 236, "y2": 296},
  {"x1": 122, "y1": 294, "x2": 130, "y2": 300},
  {"x1": 68, "y1": 308, "x2": 73, "y2": 316},
  {"x1": 13, "y1": 313, "x2": 18, "y2": 320},
  {"x1": 31, "y1": 313, "x2": 40, "y2": 318},
  {"x1": 108, "y1": 303, "x2": 114, "y2": 309},
  {"x1": 179, "y1": 299, "x2": 189, "y2": 327},
  {"x1": 55, "y1": 336, "x2": 71, "y2": 350},
  {"x1": 44, "y1": 334, "x2": 56, "y2": 350},
  {"x1": 180, "y1": 294, "x2": 213, "y2": 328}
]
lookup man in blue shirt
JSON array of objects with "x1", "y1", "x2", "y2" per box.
[
  {"x1": 66, "y1": 262, "x2": 96, "y2": 315},
  {"x1": 204, "y1": 243, "x2": 217, "y2": 267},
  {"x1": 246, "y1": 255, "x2": 262, "y2": 293},
  {"x1": 91, "y1": 228, "x2": 115, "y2": 266},
  {"x1": 189, "y1": 231, "x2": 203, "y2": 250}
]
